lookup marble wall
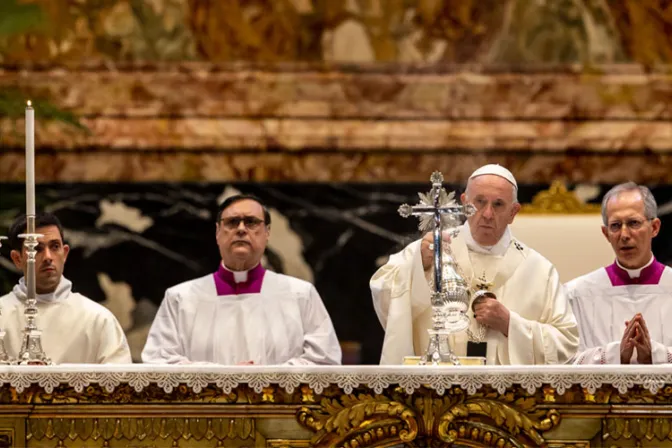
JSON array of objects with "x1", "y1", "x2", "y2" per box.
[
  {"x1": 1, "y1": 182, "x2": 671, "y2": 363},
  {"x1": 1, "y1": 64, "x2": 671, "y2": 184}
]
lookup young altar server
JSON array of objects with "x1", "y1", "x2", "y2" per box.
[
  {"x1": 370, "y1": 164, "x2": 579, "y2": 365},
  {"x1": 142, "y1": 194, "x2": 341, "y2": 365},
  {"x1": 567, "y1": 183, "x2": 672, "y2": 364},
  {"x1": 0, "y1": 213, "x2": 132, "y2": 364}
]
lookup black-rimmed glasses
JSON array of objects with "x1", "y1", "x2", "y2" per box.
[{"x1": 220, "y1": 216, "x2": 265, "y2": 230}]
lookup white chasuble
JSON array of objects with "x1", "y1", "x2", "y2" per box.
[
  {"x1": 567, "y1": 259, "x2": 672, "y2": 364},
  {"x1": 141, "y1": 265, "x2": 342, "y2": 365},
  {"x1": 370, "y1": 225, "x2": 579, "y2": 365},
  {"x1": 0, "y1": 277, "x2": 132, "y2": 364}
]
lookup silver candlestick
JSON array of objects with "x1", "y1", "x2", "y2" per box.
[
  {"x1": 398, "y1": 172, "x2": 476, "y2": 365},
  {"x1": 17, "y1": 101, "x2": 51, "y2": 365},
  {"x1": 17, "y1": 218, "x2": 51, "y2": 365},
  {"x1": 0, "y1": 236, "x2": 14, "y2": 365}
]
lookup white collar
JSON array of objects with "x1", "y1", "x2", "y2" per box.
[
  {"x1": 617, "y1": 254, "x2": 655, "y2": 278},
  {"x1": 222, "y1": 262, "x2": 249, "y2": 283},
  {"x1": 463, "y1": 221, "x2": 511, "y2": 256},
  {"x1": 13, "y1": 276, "x2": 72, "y2": 303}
]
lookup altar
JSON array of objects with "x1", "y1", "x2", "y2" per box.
[{"x1": 0, "y1": 365, "x2": 672, "y2": 447}]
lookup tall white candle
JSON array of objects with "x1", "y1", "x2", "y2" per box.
[{"x1": 25, "y1": 100, "x2": 35, "y2": 216}]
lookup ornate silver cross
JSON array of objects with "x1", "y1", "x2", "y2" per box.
[
  {"x1": 398, "y1": 172, "x2": 476, "y2": 293},
  {"x1": 398, "y1": 172, "x2": 477, "y2": 365}
]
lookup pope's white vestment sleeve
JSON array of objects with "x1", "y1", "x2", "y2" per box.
[
  {"x1": 284, "y1": 285, "x2": 342, "y2": 365},
  {"x1": 503, "y1": 266, "x2": 578, "y2": 365},
  {"x1": 370, "y1": 240, "x2": 429, "y2": 364},
  {"x1": 142, "y1": 289, "x2": 191, "y2": 364},
  {"x1": 97, "y1": 315, "x2": 133, "y2": 363}
]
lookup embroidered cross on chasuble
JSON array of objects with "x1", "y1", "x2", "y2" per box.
[{"x1": 475, "y1": 272, "x2": 494, "y2": 292}]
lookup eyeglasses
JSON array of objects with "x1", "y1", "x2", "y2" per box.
[
  {"x1": 220, "y1": 216, "x2": 265, "y2": 230},
  {"x1": 607, "y1": 218, "x2": 651, "y2": 234}
]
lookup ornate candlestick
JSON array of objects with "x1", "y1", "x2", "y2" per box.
[
  {"x1": 17, "y1": 225, "x2": 51, "y2": 365},
  {"x1": 398, "y1": 172, "x2": 476, "y2": 365},
  {"x1": 16, "y1": 101, "x2": 51, "y2": 365},
  {"x1": 0, "y1": 236, "x2": 15, "y2": 365}
]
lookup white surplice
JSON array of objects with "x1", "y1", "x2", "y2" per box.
[
  {"x1": 141, "y1": 269, "x2": 342, "y2": 365},
  {"x1": 0, "y1": 277, "x2": 132, "y2": 364},
  {"x1": 566, "y1": 258, "x2": 672, "y2": 364},
  {"x1": 370, "y1": 223, "x2": 579, "y2": 365}
]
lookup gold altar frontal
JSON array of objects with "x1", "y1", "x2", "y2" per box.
[{"x1": 2, "y1": 365, "x2": 672, "y2": 447}]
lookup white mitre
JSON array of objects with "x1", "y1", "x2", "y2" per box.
[{"x1": 469, "y1": 164, "x2": 518, "y2": 188}]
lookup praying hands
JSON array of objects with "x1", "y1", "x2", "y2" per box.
[{"x1": 620, "y1": 313, "x2": 652, "y2": 364}]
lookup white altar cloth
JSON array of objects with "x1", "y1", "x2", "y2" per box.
[{"x1": 2, "y1": 364, "x2": 672, "y2": 396}]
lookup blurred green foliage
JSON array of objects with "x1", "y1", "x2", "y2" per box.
[
  {"x1": 0, "y1": 0, "x2": 87, "y2": 130},
  {"x1": 0, "y1": 0, "x2": 43, "y2": 36}
]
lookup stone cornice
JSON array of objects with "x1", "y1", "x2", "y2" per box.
[{"x1": 1, "y1": 63, "x2": 670, "y2": 182}]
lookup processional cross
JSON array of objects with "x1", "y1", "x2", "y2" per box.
[
  {"x1": 398, "y1": 172, "x2": 477, "y2": 365},
  {"x1": 398, "y1": 172, "x2": 476, "y2": 293}
]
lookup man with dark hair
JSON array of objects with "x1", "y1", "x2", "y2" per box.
[
  {"x1": 216, "y1": 194, "x2": 271, "y2": 227},
  {"x1": 567, "y1": 182, "x2": 672, "y2": 364},
  {"x1": 0, "y1": 213, "x2": 132, "y2": 364},
  {"x1": 7, "y1": 213, "x2": 66, "y2": 294},
  {"x1": 142, "y1": 194, "x2": 341, "y2": 365}
]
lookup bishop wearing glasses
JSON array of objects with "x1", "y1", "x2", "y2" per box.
[
  {"x1": 566, "y1": 183, "x2": 672, "y2": 364},
  {"x1": 142, "y1": 194, "x2": 341, "y2": 365}
]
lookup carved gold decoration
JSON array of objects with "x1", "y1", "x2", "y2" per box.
[
  {"x1": 521, "y1": 181, "x2": 601, "y2": 214},
  {"x1": 262, "y1": 386, "x2": 276, "y2": 403},
  {"x1": 27, "y1": 417, "x2": 256, "y2": 446},
  {"x1": 603, "y1": 417, "x2": 672, "y2": 443},
  {"x1": 298, "y1": 388, "x2": 560, "y2": 447},
  {"x1": 544, "y1": 386, "x2": 557, "y2": 403},
  {"x1": 266, "y1": 441, "x2": 312, "y2": 448},
  {"x1": 439, "y1": 398, "x2": 560, "y2": 446},
  {"x1": 10, "y1": 370, "x2": 672, "y2": 446},
  {"x1": 24, "y1": 384, "x2": 236, "y2": 404},
  {"x1": 301, "y1": 385, "x2": 315, "y2": 403},
  {"x1": 298, "y1": 394, "x2": 417, "y2": 447},
  {"x1": 582, "y1": 388, "x2": 596, "y2": 403},
  {"x1": 15, "y1": 383, "x2": 304, "y2": 405}
]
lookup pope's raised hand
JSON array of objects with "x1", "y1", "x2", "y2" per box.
[{"x1": 421, "y1": 231, "x2": 453, "y2": 271}]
